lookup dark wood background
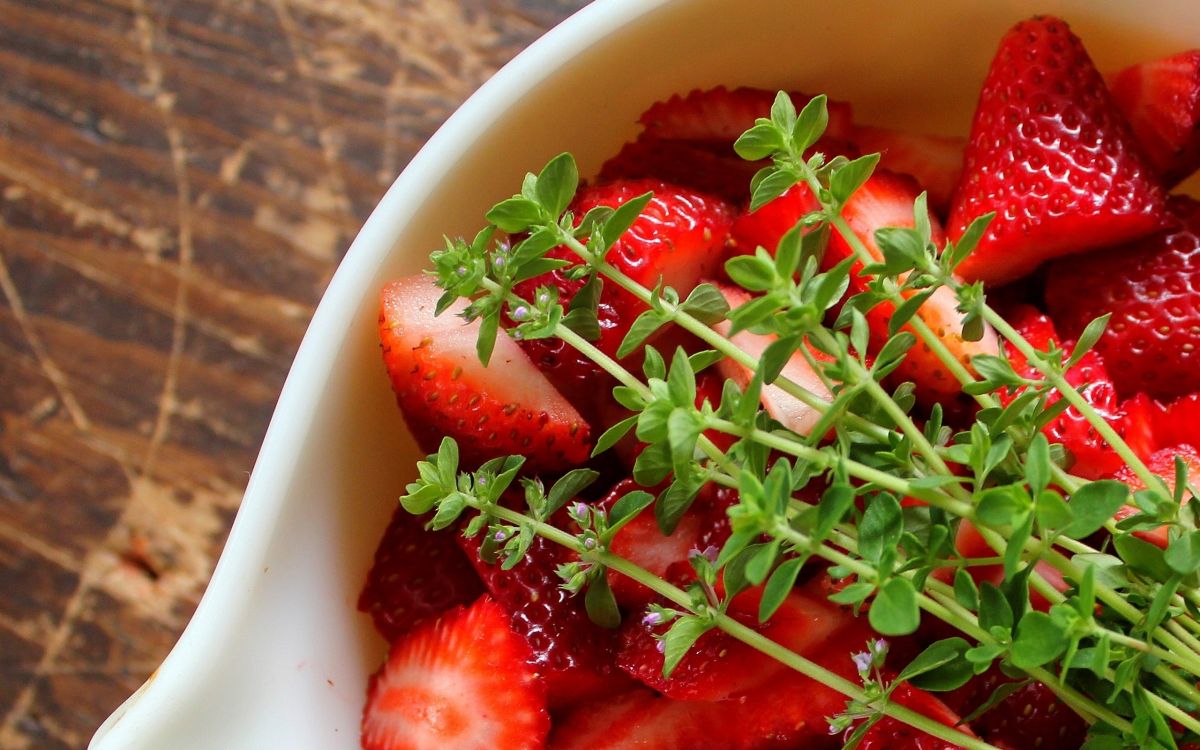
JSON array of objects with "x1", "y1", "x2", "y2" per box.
[{"x1": 0, "y1": 1, "x2": 588, "y2": 746}]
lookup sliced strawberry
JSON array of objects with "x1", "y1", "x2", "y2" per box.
[
  {"x1": 714, "y1": 281, "x2": 833, "y2": 435},
  {"x1": 600, "y1": 479, "x2": 735, "y2": 608},
  {"x1": 950, "y1": 670, "x2": 1087, "y2": 750},
  {"x1": 1154, "y1": 392, "x2": 1200, "y2": 451},
  {"x1": 851, "y1": 126, "x2": 965, "y2": 216},
  {"x1": 457, "y1": 531, "x2": 632, "y2": 708},
  {"x1": 942, "y1": 519, "x2": 1067, "y2": 611},
  {"x1": 829, "y1": 171, "x2": 1000, "y2": 403},
  {"x1": 599, "y1": 136, "x2": 764, "y2": 204},
  {"x1": 1000, "y1": 305, "x2": 1126, "y2": 479},
  {"x1": 357, "y1": 505, "x2": 483, "y2": 642},
  {"x1": 854, "y1": 682, "x2": 975, "y2": 750},
  {"x1": 380, "y1": 275, "x2": 591, "y2": 472},
  {"x1": 1111, "y1": 445, "x2": 1200, "y2": 549},
  {"x1": 555, "y1": 621, "x2": 883, "y2": 750},
  {"x1": 617, "y1": 582, "x2": 847, "y2": 701},
  {"x1": 1110, "y1": 49, "x2": 1200, "y2": 185},
  {"x1": 513, "y1": 180, "x2": 733, "y2": 411},
  {"x1": 361, "y1": 596, "x2": 549, "y2": 750},
  {"x1": 948, "y1": 16, "x2": 1167, "y2": 284},
  {"x1": 730, "y1": 183, "x2": 822, "y2": 255},
  {"x1": 638, "y1": 85, "x2": 855, "y2": 144},
  {"x1": 1044, "y1": 196, "x2": 1200, "y2": 400},
  {"x1": 1121, "y1": 392, "x2": 1165, "y2": 462}
]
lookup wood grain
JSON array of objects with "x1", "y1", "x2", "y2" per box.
[{"x1": 0, "y1": 1, "x2": 588, "y2": 746}]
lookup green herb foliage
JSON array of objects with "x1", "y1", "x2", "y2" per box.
[{"x1": 400, "y1": 93, "x2": 1200, "y2": 749}]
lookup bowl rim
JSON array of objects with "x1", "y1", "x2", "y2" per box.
[{"x1": 88, "y1": 0, "x2": 673, "y2": 745}]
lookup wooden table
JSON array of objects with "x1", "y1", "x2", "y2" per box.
[{"x1": 0, "y1": 1, "x2": 587, "y2": 746}]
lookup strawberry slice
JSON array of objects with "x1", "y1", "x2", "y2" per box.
[
  {"x1": 854, "y1": 682, "x2": 975, "y2": 750},
  {"x1": 617, "y1": 582, "x2": 847, "y2": 701},
  {"x1": 730, "y1": 183, "x2": 821, "y2": 255},
  {"x1": 851, "y1": 126, "x2": 965, "y2": 216},
  {"x1": 357, "y1": 505, "x2": 483, "y2": 642},
  {"x1": 513, "y1": 180, "x2": 733, "y2": 412},
  {"x1": 1110, "y1": 444, "x2": 1200, "y2": 549},
  {"x1": 940, "y1": 518, "x2": 1067, "y2": 611},
  {"x1": 1110, "y1": 49, "x2": 1200, "y2": 185},
  {"x1": 714, "y1": 281, "x2": 833, "y2": 435},
  {"x1": 599, "y1": 137, "x2": 765, "y2": 204},
  {"x1": 380, "y1": 275, "x2": 591, "y2": 472},
  {"x1": 829, "y1": 171, "x2": 999, "y2": 403},
  {"x1": 946, "y1": 669, "x2": 1087, "y2": 750},
  {"x1": 638, "y1": 85, "x2": 855, "y2": 144},
  {"x1": 999, "y1": 305, "x2": 1126, "y2": 479},
  {"x1": 1044, "y1": 196, "x2": 1200, "y2": 400},
  {"x1": 554, "y1": 622, "x2": 883, "y2": 750},
  {"x1": 457, "y1": 531, "x2": 633, "y2": 708},
  {"x1": 1152, "y1": 392, "x2": 1200, "y2": 451},
  {"x1": 600, "y1": 479, "x2": 735, "y2": 608},
  {"x1": 948, "y1": 15, "x2": 1167, "y2": 284},
  {"x1": 361, "y1": 596, "x2": 549, "y2": 750}
]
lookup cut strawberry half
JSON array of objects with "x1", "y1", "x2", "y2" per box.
[
  {"x1": 1152, "y1": 391, "x2": 1200, "y2": 452},
  {"x1": 554, "y1": 620, "x2": 883, "y2": 750},
  {"x1": 851, "y1": 126, "x2": 965, "y2": 216},
  {"x1": 380, "y1": 275, "x2": 591, "y2": 473},
  {"x1": 1110, "y1": 49, "x2": 1200, "y2": 185},
  {"x1": 999, "y1": 305, "x2": 1126, "y2": 479},
  {"x1": 945, "y1": 668, "x2": 1087, "y2": 750},
  {"x1": 730, "y1": 183, "x2": 822, "y2": 255},
  {"x1": 361, "y1": 596, "x2": 549, "y2": 750},
  {"x1": 714, "y1": 282, "x2": 833, "y2": 436},
  {"x1": 829, "y1": 171, "x2": 1000, "y2": 403},
  {"x1": 1044, "y1": 196, "x2": 1200, "y2": 400},
  {"x1": 940, "y1": 518, "x2": 1067, "y2": 612},
  {"x1": 357, "y1": 505, "x2": 483, "y2": 642},
  {"x1": 948, "y1": 15, "x2": 1167, "y2": 284},
  {"x1": 638, "y1": 85, "x2": 855, "y2": 144},
  {"x1": 599, "y1": 136, "x2": 765, "y2": 204},
  {"x1": 600, "y1": 479, "x2": 735, "y2": 608},
  {"x1": 854, "y1": 682, "x2": 975, "y2": 750},
  {"x1": 1110, "y1": 444, "x2": 1200, "y2": 549},
  {"x1": 512, "y1": 180, "x2": 733, "y2": 412},
  {"x1": 617, "y1": 581, "x2": 847, "y2": 701},
  {"x1": 457, "y1": 530, "x2": 633, "y2": 708}
]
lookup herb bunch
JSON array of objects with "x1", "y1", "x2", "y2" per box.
[{"x1": 401, "y1": 93, "x2": 1200, "y2": 749}]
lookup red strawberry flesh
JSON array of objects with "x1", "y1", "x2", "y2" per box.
[
  {"x1": 949, "y1": 15, "x2": 1167, "y2": 284},
  {"x1": 358, "y1": 505, "x2": 483, "y2": 642},
  {"x1": 361, "y1": 596, "x2": 549, "y2": 750},
  {"x1": 1110, "y1": 49, "x2": 1200, "y2": 185},
  {"x1": 379, "y1": 275, "x2": 591, "y2": 472}
]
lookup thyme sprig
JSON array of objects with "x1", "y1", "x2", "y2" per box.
[{"x1": 401, "y1": 93, "x2": 1200, "y2": 748}]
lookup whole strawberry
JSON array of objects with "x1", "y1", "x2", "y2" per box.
[
  {"x1": 949, "y1": 15, "x2": 1166, "y2": 284},
  {"x1": 1045, "y1": 196, "x2": 1200, "y2": 400}
]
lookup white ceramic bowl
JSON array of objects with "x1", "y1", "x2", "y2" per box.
[{"x1": 89, "y1": 1, "x2": 1200, "y2": 747}]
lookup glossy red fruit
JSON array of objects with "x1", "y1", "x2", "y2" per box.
[
  {"x1": 599, "y1": 479, "x2": 735, "y2": 608},
  {"x1": 949, "y1": 16, "x2": 1167, "y2": 284},
  {"x1": 851, "y1": 126, "x2": 965, "y2": 215},
  {"x1": 1110, "y1": 49, "x2": 1200, "y2": 185},
  {"x1": 361, "y1": 596, "x2": 549, "y2": 750},
  {"x1": 457, "y1": 531, "x2": 632, "y2": 708},
  {"x1": 1153, "y1": 392, "x2": 1200, "y2": 451},
  {"x1": 357, "y1": 505, "x2": 483, "y2": 642},
  {"x1": 616, "y1": 583, "x2": 846, "y2": 701},
  {"x1": 1044, "y1": 197, "x2": 1200, "y2": 400},
  {"x1": 730, "y1": 183, "x2": 821, "y2": 255},
  {"x1": 638, "y1": 86, "x2": 855, "y2": 144},
  {"x1": 714, "y1": 282, "x2": 833, "y2": 436},
  {"x1": 971, "y1": 676, "x2": 1087, "y2": 749},
  {"x1": 829, "y1": 172, "x2": 999, "y2": 402},
  {"x1": 513, "y1": 180, "x2": 733, "y2": 410},
  {"x1": 1111, "y1": 444, "x2": 1200, "y2": 549},
  {"x1": 1000, "y1": 305, "x2": 1126, "y2": 479},
  {"x1": 380, "y1": 275, "x2": 591, "y2": 472},
  {"x1": 854, "y1": 682, "x2": 975, "y2": 750},
  {"x1": 553, "y1": 621, "x2": 881, "y2": 750}
]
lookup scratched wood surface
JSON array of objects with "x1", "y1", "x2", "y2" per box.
[{"x1": 0, "y1": 1, "x2": 588, "y2": 746}]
